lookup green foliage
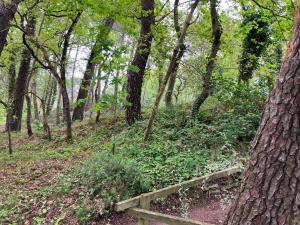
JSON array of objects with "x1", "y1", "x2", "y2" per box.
[
  {"x1": 239, "y1": 9, "x2": 271, "y2": 82},
  {"x1": 81, "y1": 153, "x2": 151, "y2": 206},
  {"x1": 100, "y1": 107, "x2": 245, "y2": 190}
]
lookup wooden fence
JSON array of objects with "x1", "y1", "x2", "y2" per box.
[{"x1": 115, "y1": 166, "x2": 242, "y2": 225}]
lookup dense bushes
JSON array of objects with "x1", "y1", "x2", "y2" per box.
[{"x1": 81, "y1": 153, "x2": 150, "y2": 207}]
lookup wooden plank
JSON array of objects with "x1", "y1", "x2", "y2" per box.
[
  {"x1": 138, "y1": 194, "x2": 151, "y2": 225},
  {"x1": 115, "y1": 196, "x2": 140, "y2": 211},
  {"x1": 143, "y1": 166, "x2": 242, "y2": 201},
  {"x1": 127, "y1": 208, "x2": 213, "y2": 225},
  {"x1": 115, "y1": 166, "x2": 242, "y2": 211}
]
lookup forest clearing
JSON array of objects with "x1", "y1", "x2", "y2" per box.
[{"x1": 0, "y1": 0, "x2": 300, "y2": 224}]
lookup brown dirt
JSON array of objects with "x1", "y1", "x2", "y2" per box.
[{"x1": 93, "y1": 183, "x2": 237, "y2": 225}]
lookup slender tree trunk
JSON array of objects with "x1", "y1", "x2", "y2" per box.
[
  {"x1": 0, "y1": 0, "x2": 20, "y2": 56},
  {"x1": 29, "y1": 3, "x2": 48, "y2": 122},
  {"x1": 125, "y1": 0, "x2": 155, "y2": 125},
  {"x1": 191, "y1": 0, "x2": 222, "y2": 117},
  {"x1": 165, "y1": 46, "x2": 185, "y2": 108},
  {"x1": 85, "y1": 83, "x2": 93, "y2": 112},
  {"x1": 40, "y1": 99, "x2": 51, "y2": 140},
  {"x1": 95, "y1": 66, "x2": 102, "y2": 123},
  {"x1": 113, "y1": 71, "x2": 120, "y2": 111},
  {"x1": 6, "y1": 50, "x2": 17, "y2": 130},
  {"x1": 165, "y1": 0, "x2": 185, "y2": 109},
  {"x1": 7, "y1": 103, "x2": 12, "y2": 154},
  {"x1": 7, "y1": 51, "x2": 16, "y2": 98},
  {"x1": 61, "y1": 84, "x2": 72, "y2": 140},
  {"x1": 50, "y1": 80, "x2": 57, "y2": 113},
  {"x1": 224, "y1": 2, "x2": 300, "y2": 224},
  {"x1": 10, "y1": 17, "x2": 36, "y2": 131},
  {"x1": 31, "y1": 77, "x2": 40, "y2": 121},
  {"x1": 58, "y1": 12, "x2": 82, "y2": 140},
  {"x1": 72, "y1": 17, "x2": 114, "y2": 121},
  {"x1": 71, "y1": 46, "x2": 79, "y2": 109},
  {"x1": 144, "y1": 0, "x2": 200, "y2": 141},
  {"x1": 56, "y1": 87, "x2": 62, "y2": 125},
  {"x1": 102, "y1": 72, "x2": 111, "y2": 96},
  {"x1": 42, "y1": 75, "x2": 51, "y2": 107},
  {"x1": 25, "y1": 95, "x2": 33, "y2": 137},
  {"x1": 46, "y1": 77, "x2": 56, "y2": 115}
]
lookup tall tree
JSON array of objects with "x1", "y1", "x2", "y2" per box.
[
  {"x1": 238, "y1": 10, "x2": 270, "y2": 83},
  {"x1": 224, "y1": 1, "x2": 300, "y2": 224},
  {"x1": 144, "y1": 0, "x2": 201, "y2": 141},
  {"x1": 0, "y1": 0, "x2": 20, "y2": 56},
  {"x1": 191, "y1": 0, "x2": 222, "y2": 117},
  {"x1": 125, "y1": 0, "x2": 155, "y2": 125},
  {"x1": 9, "y1": 16, "x2": 36, "y2": 131},
  {"x1": 164, "y1": 0, "x2": 186, "y2": 108},
  {"x1": 72, "y1": 17, "x2": 114, "y2": 121},
  {"x1": 24, "y1": 11, "x2": 82, "y2": 140}
]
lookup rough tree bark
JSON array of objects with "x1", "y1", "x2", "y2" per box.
[
  {"x1": 224, "y1": 2, "x2": 300, "y2": 224},
  {"x1": 0, "y1": 0, "x2": 20, "y2": 56},
  {"x1": 72, "y1": 17, "x2": 114, "y2": 121},
  {"x1": 9, "y1": 16, "x2": 36, "y2": 131},
  {"x1": 191, "y1": 0, "x2": 222, "y2": 117},
  {"x1": 125, "y1": 0, "x2": 155, "y2": 125},
  {"x1": 144, "y1": 0, "x2": 200, "y2": 141}
]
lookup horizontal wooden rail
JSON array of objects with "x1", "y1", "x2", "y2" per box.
[
  {"x1": 127, "y1": 208, "x2": 213, "y2": 225},
  {"x1": 116, "y1": 165, "x2": 242, "y2": 211}
]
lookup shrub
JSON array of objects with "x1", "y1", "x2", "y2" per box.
[{"x1": 80, "y1": 153, "x2": 151, "y2": 206}]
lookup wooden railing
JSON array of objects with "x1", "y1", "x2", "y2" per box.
[{"x1": 115, "y1": 166, "x2": 242, "y2": 225}]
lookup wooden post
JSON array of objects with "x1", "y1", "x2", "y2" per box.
[{"x1": 138, "y1": 194, "x2": 151, "y2": 225}]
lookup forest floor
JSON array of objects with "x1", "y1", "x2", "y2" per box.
[{"x1": 0, "y1": 112, "x2": 241, "y2": 225}]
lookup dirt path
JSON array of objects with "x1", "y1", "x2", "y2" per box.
[{"x1": 96, "y1": 191, "x2": 234, "y2": 225}]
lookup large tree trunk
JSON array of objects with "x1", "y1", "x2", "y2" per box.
[
  {"x1": 72, "y1": 17, "x2": 114, "y2": 121},
  {"x1": 10, "y1": 17, "x2": 36, "y2": 131},
  {"x1": 191, "y1": 0, "x2": 222, "y2": 117},
  {"x1": 0, "y1": 0, "x2": 20, "y2": 56},
  {"x1": 224, "y1": 2, "x2": 300, "y2": 224},
  {"x1": 125, "y1": 0, "x2": 155, "y2": 125}
]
